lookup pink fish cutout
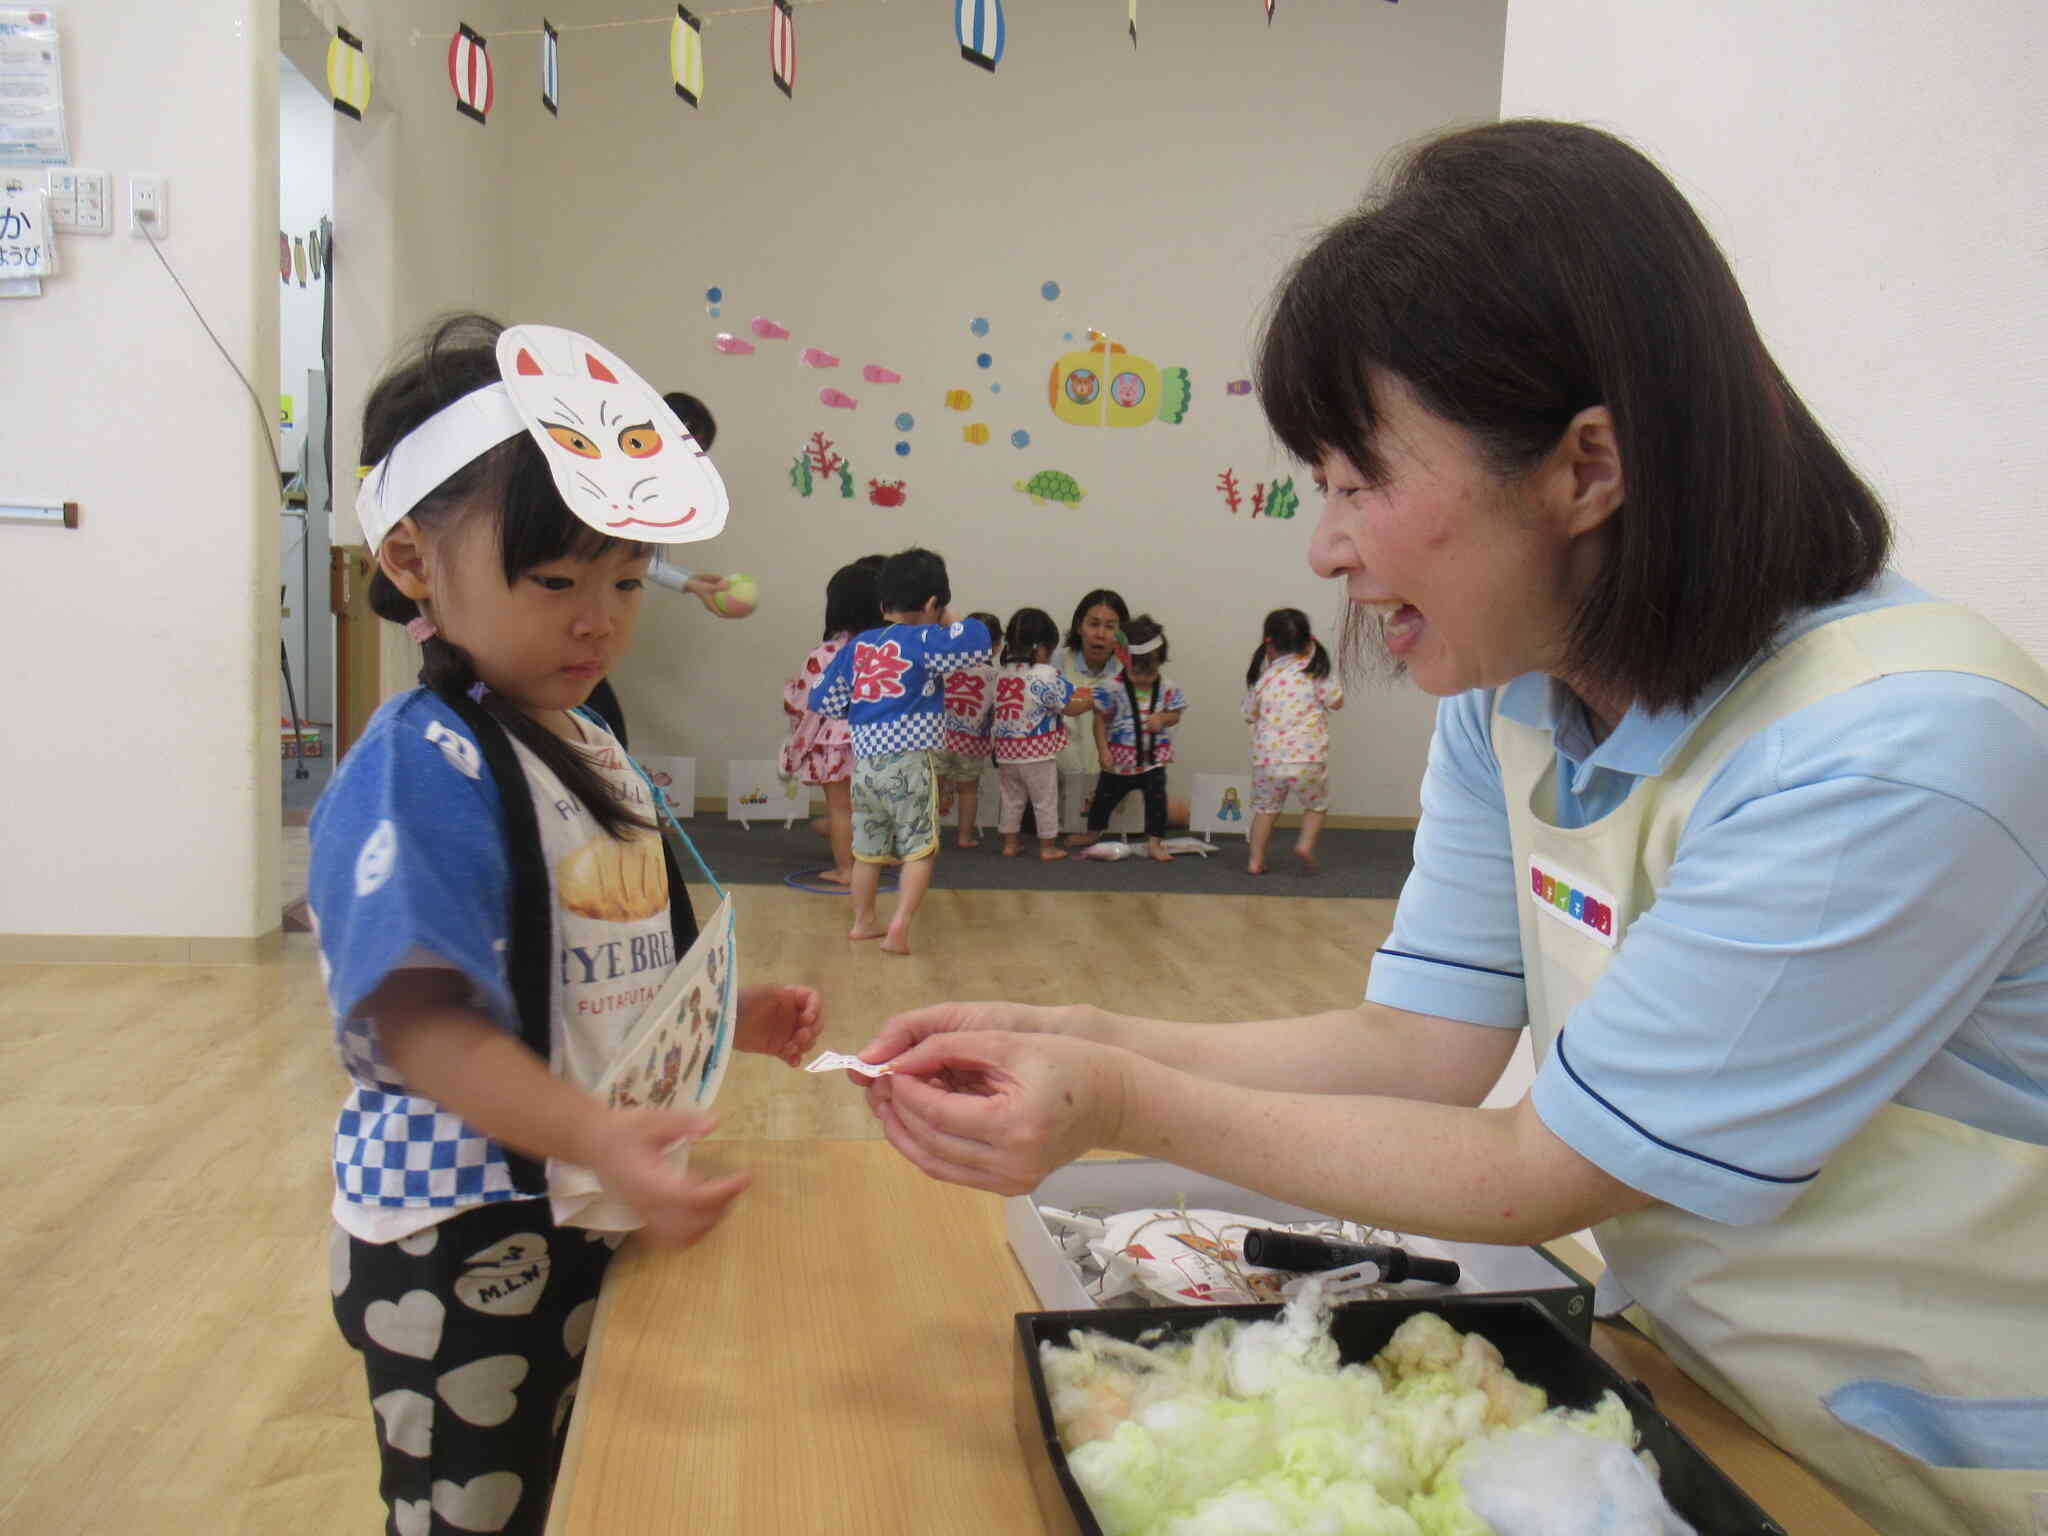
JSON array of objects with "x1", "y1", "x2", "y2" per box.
[
  {"x1": 714, "y1": 333, "x2": 756, "y2": 355},
  {"x1": 800, "y1": 346, "x2": 840, "y2": 368},
  {"x1": 819, "y1": 388, "x2": 858, "y2": 410},
  {"x1": 862, "y1": 364, "x2": 902, "y2": 384},
  {"x1": 752, "y1": 316, "x2": 791, "y2": 340}
]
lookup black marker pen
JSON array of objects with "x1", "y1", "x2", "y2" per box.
[{"x1": 1241, "y1": 1229, "x2": 1462, "y2": 1285}]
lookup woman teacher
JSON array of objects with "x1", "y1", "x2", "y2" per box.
[{"x1": 856, "y1": 121, "x2": 2047, "y2": 1535}]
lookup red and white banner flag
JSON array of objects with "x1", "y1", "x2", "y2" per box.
[
  {"x1": 769, "y1": 0, "x2": 795, "y2": 98},
  {"x1": 448, "y1": 23, "x2": 494, "y2": 124}
]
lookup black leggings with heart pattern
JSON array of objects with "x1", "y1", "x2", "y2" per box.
[{"x1": 331, "y1": 1199, "x2": 618, "y2": 1535}]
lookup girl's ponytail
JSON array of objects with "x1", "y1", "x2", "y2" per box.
[{"x1": 1252, "y1": 607, "x2": 1327, "y2": 682}]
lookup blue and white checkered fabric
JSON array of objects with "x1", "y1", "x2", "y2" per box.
[
  {"x1": 333, "y1": 1089, "x2": 521, "y2": 1206},
  {"x1": 850, "y1": 711, "x2": 946, "y2": 756}
]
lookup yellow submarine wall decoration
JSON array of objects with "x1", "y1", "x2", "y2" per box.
[{"x1": 1047, "y1": 331, "x2": 1192, "y2": 428}]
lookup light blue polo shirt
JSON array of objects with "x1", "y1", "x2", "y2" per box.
[{"x1": 1367, "y1": 572, "x2": 2048, "y2": 1224}]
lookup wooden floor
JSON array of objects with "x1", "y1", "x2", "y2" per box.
[{"x1": 0, "y1": 883, "x2": 1391, "y2": 1534}]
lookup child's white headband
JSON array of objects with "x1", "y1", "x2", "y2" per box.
[
  {"x1": 356, "y1": 385, "x2": 524, "y2": 552},
  {"x1": 356, "y1": 323, "x2": 730, "y2": 553},
  {"x1": 1125, "y1": 635, "x2": 1164, "y2": 656}
]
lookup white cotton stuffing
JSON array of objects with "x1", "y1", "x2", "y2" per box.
[{"x1": 1043, "y1": 1287, "x2": 1692, "y2": 1536}]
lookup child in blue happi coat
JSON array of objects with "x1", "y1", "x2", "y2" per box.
[{"x1": 310, "y1": 314, "x2": 822, "y2": 1535}]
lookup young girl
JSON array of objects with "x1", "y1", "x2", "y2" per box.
[
  {"x1": 310, "y1": 315, "x2": 822, "y2": 1535},
  {"x1": 1086, "y1": 613, "x2": 1187, "y2": 861},
  {"x1": 991, "y1": 607, "x2": 1096, "y2": 859},
  {"x1": 1053, "y1": 588, "x2": 1128, "y2": 842},
  {"x1": 934, "y1": 610, "x2": 1002, "y2": 848},
  {"x1": 781, "y1": 561, "x2": 880, "y2": 884},
  {"x1": 1242, "y1": 606, "x2": 1345, "y2": 874}
]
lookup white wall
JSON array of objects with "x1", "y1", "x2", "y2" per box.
[
  {"x1": 1502, "y1": 0, "x2": 2046, "y2": 661},
  {"x1": 493, "y1": 0, "x2": 1503, "y2": 815},
  {"x1": 0, "y1": 0, "x2": 279, "y2": 941},
  {"x1": 279, "y1": 51, "x2": 333, "y2": 725}
]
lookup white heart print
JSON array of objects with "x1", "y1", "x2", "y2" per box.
[
  {"x1": 437, "y1": 1354, "x2": 528, "y2": 1428},
  {"x1": 364, "y1": 1289, "x2": 446, "y2": 1360},
  {"x1": 432, "y1": 1470, "x2": 523, "y2": 1532}
]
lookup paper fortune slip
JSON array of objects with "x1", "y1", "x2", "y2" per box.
[{"x1": 803, "y1": 1049, "x2": 897, "y2": 1076}]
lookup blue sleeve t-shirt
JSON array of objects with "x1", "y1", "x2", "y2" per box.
[
  {"x1": 808, "y1": 617, "x2": 994, "y2": 755},
  {"x1": 1365, "y1": 572, "x2": 2048, "y2": 1225},
  {"x1": 309, "y1": 690, "x2": 530, "y2": 1216}
]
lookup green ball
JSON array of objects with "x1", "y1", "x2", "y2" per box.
[{"x1": 711, "y1": 573, "x2": 758, "y2": 617}]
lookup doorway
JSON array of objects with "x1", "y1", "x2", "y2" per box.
[{"x1": 278, "y1": 6, "x2": 337, "y2": 930}]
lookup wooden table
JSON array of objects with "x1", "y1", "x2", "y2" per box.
[{"x1": 549, "y1": 1140, "x2": 1877, "y2": 1534}]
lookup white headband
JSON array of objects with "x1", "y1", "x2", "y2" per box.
[
  {"x1": 1125, "y1": 635, "x2": 1164, "y2": 656},
  {"x1": 355, "y1": 323, "x2": 731, "y2": 553},
  {"x1": 355, "y1": 383, "x2": 526, "y2": 552}
]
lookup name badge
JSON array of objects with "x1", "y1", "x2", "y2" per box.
[{"x1": 1527, "y1": 855, "x2": 1619, "y2": 950}]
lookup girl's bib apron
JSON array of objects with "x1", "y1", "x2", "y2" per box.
[{"x1": 1494, "y1": 602, "x2": 2048, "y2": 1536}]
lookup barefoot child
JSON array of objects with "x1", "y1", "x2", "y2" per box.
[
  {"x1": 1086, "y1": 614, "x2": 1186, "y2": 861},
  {"x1": 934, "y1": 610, "x2": 1001, "y2": 848},
  {"x1": 1243, "y1": 606, "x2": 1344, "y2": 874},
  {"x1": 779, "y1": 561, "x2": 881, "y2": 884},
  {"x1": 808, "y1": 548, "x2": 993, "y2": 954},
  {"x1": 991, "y1": 607, "x2": 1097, "y2": 859}
]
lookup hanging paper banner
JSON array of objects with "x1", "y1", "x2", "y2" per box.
[
  {"x1": 278, "y1": 232, "x2": 291, "y2": 284},
  {"x1": 1128, "y1": 0, "x2": 1138, "y2": 48},
  {"x1": 327, "y1": 26, "x2": 372, "y2": 120},
  {"x1": 1264, "y1": 0, "x2": 1274, "y2": 22},
  {"x1": 292, "y1": 236, "x2": 308, "y2": 287},
  {"x1": 542, "y1": 20, "x2": 559, "y2": 115},
  {"x1": 955, "y1": 0, "x2": 1006, "y2": 72},
  {"x1": 448, "y1": 24, "x2": 494, "y2": 125},
  {"x1": 308, "y1": 226, "x2": 323, "y2": 279},
  {"x1": 769, "y1": 0, "x2": 795, "y2": 98},
  {"x1": 672, "y1": 6, "x2": 705, "y2": 107}
]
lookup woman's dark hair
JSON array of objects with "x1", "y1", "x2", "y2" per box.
[
  {"x1": 363, "y1": 313, "x2": 652, "y2": 839},
  {"x1": 966, "y1": 611, "x2": 1002, "y2": 652},
  {"x1": 1247, "y1": 607, "x2": 1331, "y2": 688},
  {"x1": 822, "y1": 560, "x2": 881, "y2": 640},
  {"x1": 1064, "y1": 589, "x2": 1130, "y2": 654},
  {"x1": 1256, "y1": 119, "x2": 1890, "y2": 712},
  {"x1": 1001, "y1": 607, "x2": 1060, "y2": 665},
  {"x1": 878, "y1": 546, "x2": 950, "y2": 613}
]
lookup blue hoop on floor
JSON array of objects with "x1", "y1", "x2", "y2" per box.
[{"x1": 783, "y1": 867, "x2": 898, "y2": 895}]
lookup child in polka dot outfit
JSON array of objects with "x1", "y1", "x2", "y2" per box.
[{"x1": 1242, "y1": 607, "x2": 1344, "y2": 873}]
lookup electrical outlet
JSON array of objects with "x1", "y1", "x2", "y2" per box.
[{"x1": 128, "y1": 173, "x2": 166, "y2": 237}]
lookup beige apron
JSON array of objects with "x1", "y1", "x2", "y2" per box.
[{"x1": 1495, "y1": 603, "x2": 2048, "y2": 1536}]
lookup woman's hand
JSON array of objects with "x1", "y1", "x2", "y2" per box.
[
  {"x1": 853, "y1": 1000, "x2": 1073, "y2": 1085},
  {"x1": 869, "y1": 1031, "x2": 1130, "y2": 1195},
  {"x1": 734, "y1": 983, "x2": 823, "y2": 1066},
  {"x1": 579, "y1": 1107, "x2": 751, "y2": 1247}
]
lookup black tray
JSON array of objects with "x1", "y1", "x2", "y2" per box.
[{"x1": 1015, "y1": 1296, "x2": 1788, "y2": 1536}]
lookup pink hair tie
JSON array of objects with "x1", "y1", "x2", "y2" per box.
[{"x1": 406, "y1": 616, "x2": 437, "y2": 643}]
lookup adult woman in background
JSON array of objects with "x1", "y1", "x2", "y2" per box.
[{"x1": 858, "y1": 121, "x2": 2048, "y2": 1535}]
